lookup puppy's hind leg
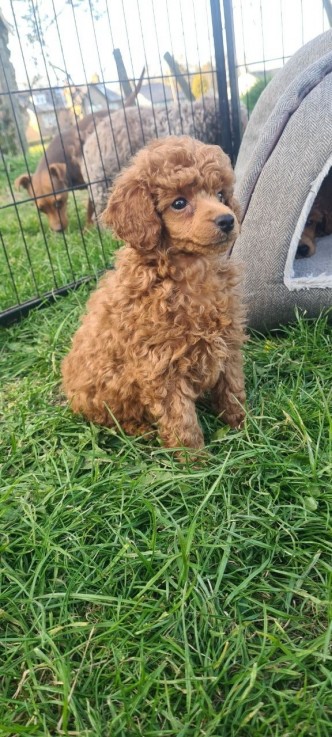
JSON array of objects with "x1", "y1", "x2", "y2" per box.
[{"x1": 211, "y1": 351, "x2": 246, "y2": 429}]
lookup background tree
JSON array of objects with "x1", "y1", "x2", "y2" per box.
[
  {"x1": 191, "y1": 63, "x2": 215, "y2": 99},
  {"x1": 241, "y1": 74, "x2": 272, "y2": 114},
  {"x1": 0, "y1": 9, "x2": 27, "y2": 154}
]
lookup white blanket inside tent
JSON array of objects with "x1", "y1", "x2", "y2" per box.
[{"x1": 292, "y1": 236, "x2": 332, "y2": 287}]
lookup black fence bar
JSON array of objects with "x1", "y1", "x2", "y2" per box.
[
  {"x1": 223, "y1": 0, "x2": 242, "y2": 160},
  {"x1": 209, "y1": 0, "x2": 233, "y2": 158}
]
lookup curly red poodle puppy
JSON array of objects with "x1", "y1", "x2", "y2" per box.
[{"x1": 62, "y1": 136, "x2": 246, "y2": 451}]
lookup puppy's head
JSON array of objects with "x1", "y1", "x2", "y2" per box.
[
  {"x1": 296, "y1": 207, "x2": 323, "y2": 259},
  {"x1": 102, "y1": 135, "x2": 240, "y2": 256},
  {"x1": 15, "y1": 163, "x2": 69, "y2": 232}
]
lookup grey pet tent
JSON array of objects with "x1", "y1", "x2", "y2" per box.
[{"x1": 234, "y1": 30, "x2": 332, "y2": 330}]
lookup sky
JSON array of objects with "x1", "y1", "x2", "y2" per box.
[{"x1": 2, "y1": 0, "x2": 330, "y2": 92}]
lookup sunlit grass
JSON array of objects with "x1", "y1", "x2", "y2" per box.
[
  {"x1": 0, "y1": 148, "x2": 114, "y2": 312},
  {"x1": 1, "y1": 300, "x2": 331, "y2": 736}
]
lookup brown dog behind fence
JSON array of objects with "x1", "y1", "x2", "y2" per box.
[{"x1": 14, "y1": 70, "x2": 145, "y2": 232}]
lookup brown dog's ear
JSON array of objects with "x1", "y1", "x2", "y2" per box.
[
  {"x1": 49, "y1": 163, "x2": 67, "y2": 182},
  {"x1": 15, "y1": 173, "x2": 31, "y2": 191},
  {"x1": 102, "y1": 167, "x2": 161, "y2": 250}
]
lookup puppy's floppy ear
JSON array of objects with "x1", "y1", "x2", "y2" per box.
[
  {"x1": 102, "y1": 167, "x2": 161, "y2": 250},
  {"x1": 15, "y1": 173, "x2": 32, "y2": 191},
  {"x1": 49, "y1": 163, "x2": 67, "y2": 183}
]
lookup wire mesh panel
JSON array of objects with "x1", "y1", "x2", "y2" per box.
[
  {"x1": 0, "y1": 0, "x2": 329, "y2": 324},
  {"x1": 0, "y1": 0, "x2": 237, "y2": 324}
]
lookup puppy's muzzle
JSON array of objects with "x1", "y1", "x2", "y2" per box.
[
  {"x1": 215, "y1": 214, "x2": 235, "y2": 233},
  {"x1": 296, "y1": 243, "x2": 310, "y2": 258}
]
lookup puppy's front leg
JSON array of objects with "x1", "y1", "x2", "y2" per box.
[
  {"x1": 149, "y1": 388, "x2": 204, "y2": 451},
  {"x1": 211, "y1": 351, "x2": 246, "y2": 428}
]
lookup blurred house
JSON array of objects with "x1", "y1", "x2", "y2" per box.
[
  {"x1": 81, "y1": 83, "x2": 123, "y2": 114},
  {"x1": 24, "y1": 88, "x2": 72, "y2": 142},
  {"x1": 137, "y1": 82, "x2": 186, "y2": 107},
  {"x1": 20, "y1": 77, "x2": 190, "y2": 145},
  {"x1": 81, "y1": 80, "x2": 186, "y2": 113}
]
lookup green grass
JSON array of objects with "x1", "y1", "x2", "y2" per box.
[
  {"x1": 1, "y1": 295, "x2": 331, "y2": 736},
  {"x1": 0, "y1": 148, "x2": 114, "y2": 313},
  {"x1": 0, "y1": 143, "x2": 43, "y2": 191}
]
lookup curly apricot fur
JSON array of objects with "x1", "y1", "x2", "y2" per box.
[{"x1": 62, "y1": 136, "x2": 246, "y2": 452}]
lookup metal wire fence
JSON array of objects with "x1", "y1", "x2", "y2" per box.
[{"x1": 0, "y1": 0, "x2": 329, "y2": 325}]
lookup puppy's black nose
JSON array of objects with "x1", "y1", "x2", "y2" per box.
[
  {"x1": 296, "y1": 243, "x2": 310, "y2": 259},
  {"x1": 215, "y1": 214, "x2": 234, "y2": 233}
]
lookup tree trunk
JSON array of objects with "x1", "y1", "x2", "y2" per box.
[{"x1": 0, "y1": 14, "x2": 27, "y2": 155}]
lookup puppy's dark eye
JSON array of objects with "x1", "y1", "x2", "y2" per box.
[
  {"x1": 171, "y1": 197, "x2": 187, "y2": 210},
  {"x1": 306, "y1": 219, "x2": 314, "y2": 227},
  {"x1": 217, "y1": 191, "x2": 225, "y2": 203}
]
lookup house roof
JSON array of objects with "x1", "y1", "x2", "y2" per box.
[
  {"x1": 246, "y1": 68, "x2": 281, "y2": 80},
  {"x1": 87, "y1": 83, "x2": 122, "y2": 103},
  {"x1": 139, "y1": 82, "x2": 186, "y2": 105},
  {"x1": 98, "y1": 84, "x2": 122, "y2": 102}
]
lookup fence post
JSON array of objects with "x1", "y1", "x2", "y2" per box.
[
  {"x1": 209, "y1": 0, "x2": 233, "y2": 159},
  {"x1": 113, "y1": 48, "x2": 133, "y2": 98},
  {"x1": 223, "y1": 0, "x2": 242, "y2": 160},
  {"x1": 164, "y1": 52, "x2": 196, "y2": 101}
]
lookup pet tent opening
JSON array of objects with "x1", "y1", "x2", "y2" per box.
[
  {"x1": 234, "y1": 29, "x2": 332, "y2": 330},
  {"x1": 286, "y1": 158, "x2": 332, "y2": 290}
]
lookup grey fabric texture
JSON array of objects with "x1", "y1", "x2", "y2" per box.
[{"x1": 233, "y1": 31, "x2": 332, "y2": 331}]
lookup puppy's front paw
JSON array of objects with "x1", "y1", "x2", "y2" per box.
[{"x1": 222, "y1": 408, "x2": 245, "y2": 429}]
